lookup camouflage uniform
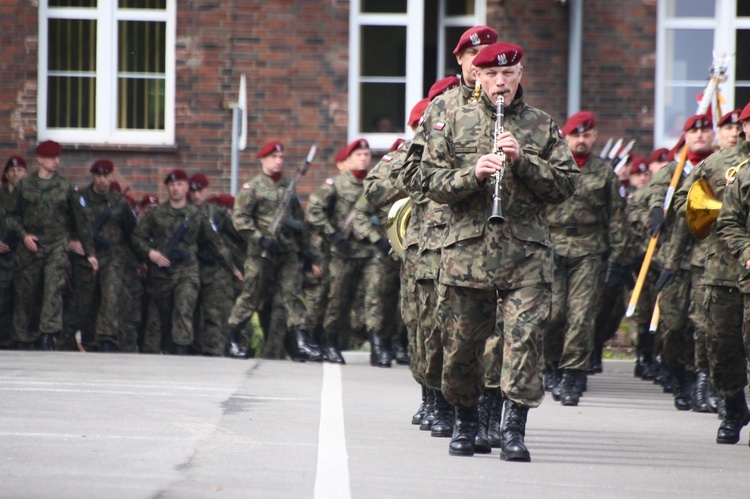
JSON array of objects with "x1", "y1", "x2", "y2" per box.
[
  {"x1": 544, "y1": 155, "x2": 628, "y2": 372},
  {"x1": 419, "y1": 86, "x2": 579, "y2": 408},
  {"x1": 0, "y1": 184, "x2": 19, "y2": 348},
  {"x1": 7, "y1": 173, "x2": 94, "y2": 344},
  {"x1": 132, "y1": 202, "x2": 233, "y2": 349}
]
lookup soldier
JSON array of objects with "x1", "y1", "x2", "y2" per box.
[
  {"x1": 227, "y1": 141, "x2": 322, "y2": 362},
  {"x1": 544, "y1": 111, "x2": 628, "y2": 406},
  {"x1": 69, "y1": 160, "x2": 137, "y2": 352},
  {"x1": 307, "y1": 139, "x2": 376, "y2": 364},
  {"x1": 716, "y1": 109, "x2": 742, "y2": 150},
  {"x1": 648, "y1": 148, "x2": 670, "y2": 175},
  {"x1": 7, "y1": 141, "x2": 97, "y2": 350},
  {"x1": 132, "y1": 169, "x2": 240, "y2": 355},
  {"x1": 419, "y1": 43, "x2": 578, "y2": 459},
  {"x1": 137, "y1": 194, "x2": 159, "y2": 218}
]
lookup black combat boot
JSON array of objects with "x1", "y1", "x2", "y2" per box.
[
  {"x1": 226, "y1": 328, "x2": 246, "y2": 359},
  {"x1": 430, "y1": 391, "x2": 454, "y2": 438},
  {"x1": 474, "y1": 394, "x2": 492, "y2": 454},
  {"x1": 419, "y1": 389, "x2": 436, "y2": 431},
  {"x1": 544, "y1": 362, "x2": 561, "y2": 392},
  {"x1": 174, "y1": 344, "x2": 188, "y2": 355},
  {"x1": 559, "y1": 370, "x2": 580, "y2": 406},
  {"x1": 551, "y1": 369, "x2": 565, "y2": 402},
  {"x1": 16, "y1": 341, "x2": 30, "y2": 350},
  {"x1": 587, "y1": 346, "x2": 603, "y2": 375},
  {"x1": 324, "y1": 335, "x2": 346, "y2": 364},
  {"x1": 716, "y1": 391, "x2": 750, "y2": 444},
  {"x1": 575, "y1": 370, "x2": 587, "y2": 394},
  {"x1": 693, "y1": 371, "x2": 711, "y2": 413},
  {"x1": 293, "y1": 329, "x2": 323, "y2": 362},
  {"x1": 40, "y1": 333, "x2": 55, "y2": 351},
  {"x1": 500, "y1": 400, "x2": 531, "y2": 462},
  {"x1": 412, "y1": 385, "x2": 429, "y2": 425},
  {"x1": 393, "y1": 333, "x2": 410, "y2": 365},
  {"x1": 488, "y1": 391, "x2": 504, "y2": 448},
  {"x1": 706, "y1": 381, "x2": 720, "y2": 414},
  {"x1": 671, "y1": 365, "x2": 692, "y2": 411},
  {"x1": 717, "y1": 397, "x2": 727, "y2": 420},
  {"x1": 306, "y1": 330, "x2": 325, "y2": 360},
  {"x1": 100, "y1": 339, "x2": 117, "y2": 353},
  {"x1": 640, "y1": 352, "x2": 655, "y2": 381},
  {"x1": 378, "y1": 337, "x2": 393, "y2": 368},
  {"x1": 450, "y1": 404, "x2": 479, "y2": 456},
  {"x1": 369, "y1": 333, "x2": 382, "y2": 366}
]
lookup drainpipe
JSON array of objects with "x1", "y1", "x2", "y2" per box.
[{"x1": 567, "y1": 0, "x2": 583, "y2": 117}]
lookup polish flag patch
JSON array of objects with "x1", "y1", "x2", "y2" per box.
[{"x1": 434, "y1": 122, "x2": 446, "y2": 131}]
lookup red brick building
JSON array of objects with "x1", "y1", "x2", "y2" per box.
[{"x1": 1, "y1": 1, "x2": 747, "y2": 201}]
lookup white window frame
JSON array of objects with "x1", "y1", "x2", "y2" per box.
[
  {"x1": 38, "y1": 0, "x2": 176, "y2": 146},
  {"x1": 436, "y1": 0, "x2": 486, "y2": 78}
]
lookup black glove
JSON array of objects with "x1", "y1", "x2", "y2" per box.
[
  {"x1": 259, "y1": 236, "x2": 281, "y2": 255},
  {"x1": 374, "y1": 237, "x2": 392, "y2": 256},
  {"x1": 648, "y1": 207, "x2": 666, "y2": 237},
  {"x1": 655, "y1": 268, "x2": 678, "y2": 292},
  {"x1": 604, "y1": 261, "x2": 628, "y2": 287},
  {"x1": 330, "y1": 231, "x2": 351, "y2": 255}
]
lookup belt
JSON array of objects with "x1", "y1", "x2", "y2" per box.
[{"x1": 549, "y1": 225, "x2": 599, "y2": 236}]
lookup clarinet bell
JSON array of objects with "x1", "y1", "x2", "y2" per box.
[{"x1": 489, "y1": 198, "x2": 504, "y2": 223}]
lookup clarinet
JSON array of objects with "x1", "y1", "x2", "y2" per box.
[{"x1": 488, "y1": 95, "x2": 505, "y2": 222}]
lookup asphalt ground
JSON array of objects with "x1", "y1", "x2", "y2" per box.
[{"x1": 2, "y1": 352, "x2": 750, "y2": 498}]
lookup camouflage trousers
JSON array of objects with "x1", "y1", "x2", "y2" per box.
[
  {"x1": 705, "y1": 286, "x2": 746, "y2": 398},
  {"x1": 544, "y1": 254, "x2": 603, "y2": 371},
  {"x1": 147, "y1": 265, "x2": 201, "y2": 347},
  {"x1": 688, "y1": 268, "x2": 709, "y2": 374},
  {"x1": 260, "y1": 292, "x2": 289, "y2": 359},
  {"x1": 304, "y1": 255, "x2": 330, "y2": 333},
  {"x1": 118, "y1": 262, "x2": 143, "y2": 353},
  {"x1": 0, "y1": 264, "x2": 15, "y2": 348},
  {"x1": 436, "y1": 283, "x2": 549, "y2": 408},
  {"x1": 400, "y1": 245, "x2": 422, "y2": 384},
  {"x1": 194, "y1": 264, "x2": 234, "y2": 356},
  {"x1": 322, "y1": 255, "x2": 377, "y2": 345},
  {"x1": 366, "y1": 255, "x2": 401, "y2": 341},
  {"x1": 13, "y1": 240, "x2": 68, "y2": 340},
  {"x1": 658, "y1": 269, "x2": 693, "y2": 369},
  {"x1": 627, "y1": 267, "x2": 659, "y2": 356}
]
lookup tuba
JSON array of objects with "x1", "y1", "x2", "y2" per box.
[
  {"x1": 386, "y1": 197, "x2": 412, "y2": 258},
  {"x1": 685, "y1": 159, "x2": 748, "y2": 240}
]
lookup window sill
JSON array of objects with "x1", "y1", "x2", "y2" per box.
[{"x1": 61, "y1": 143, "x2": 179, "y2": 154}]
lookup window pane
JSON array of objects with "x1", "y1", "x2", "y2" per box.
[
  {"x1": 118, "y1": 78, "x2": 165, "y2": 130},
  {"x1": 360, "y1": 83, "x2": 405, "y2": 134},
  {"x1": 119, "y1": 21, "x2": 166, "y2": 73},
  {"x1": 446, "y1": 0, "x2": 475, "y2": 16},
  {"x1": 664, "y1": 0, "x2": 714, "y2": 17},
  {"x1": 361, "y1": 26, "x2": 406, "y2": 77},
  {"x1": 736, "y1": 87, "x2": 750, "y2": 109},
  {"x1": 48, "y1": 19, "x2": 96, "y2": 72},
  {"x1": 49, "y1": 0, "x2": 96, "y2": 6},
  {"x1": 736, "y1": 30, "x2": 750, "y2": 81},
  {"x1": 442, "y1": 26, "x2": 471, "y2": 77},
  {"x1": 663, "y1": 85, "x2": 703, "y2": 142},
  {"x1": 47, "y1": 76, "x2": 96, "y2": 128},
  {"x1": 361, "y1": 0, "x2": 406, "y2": 14},
  {"x1": 740, "y1": 2, "x2": 750, "y2": 16},
  {"x1": 119, "y1": 0, "x2": 166, "y2": 9},
  {"x1": 664, "y1": 29, "x2": 713, "y2": 81}
]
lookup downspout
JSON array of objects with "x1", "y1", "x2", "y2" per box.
[{"x1": 567, "y1": 0, "x2": 583, "y2": 117}]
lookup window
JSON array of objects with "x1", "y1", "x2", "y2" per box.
[
  {"x1": 38, "y1": 0, "x2": 176, "y2": 146},
  {"x1": 349, "y1": 0, "x2": 485, "y2": 149},
  {"x1": 655, "y1": 0, "x2": 748, "y2": 148}
]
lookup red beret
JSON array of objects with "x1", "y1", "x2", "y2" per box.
[
  {"x1": 389, "y1": 138, "x2": 406, "y2": 152},
  {"x1": 139, "y1": 194, "x2": 159, "y2": 207},
  {"x1": 90, "y1": 159, "x2": 114, "y2": 175},
  {"x1": 629, "y1": 157, "x2": 649, "y2": 175},
  {"x1": 408, "y1": 98, "x2": 430, "y2": 129},
  {"x1": 334, "y1": 147, "x2": 349, "y2": 163},
  {"x1": 109, "y1": 181, "x2": 122, "y2": 193},
  {"x1": 648, "y1": 148, "x2": 669, "y2": 164},
  {"x1": 344, "y1": 139, "x2": 370, "y2": 158},
  {"x1": 453, "y1": 26, "x2": 498, "y2": 55},
  {"x1": 562, "y1": 111, "x2": 596, "y2": 136},
  {"x1": 189, "y1": 173, "x2": 209, "y2": 191},
  {"x1": 218, "y1": 193, "x2": 235, "y2": 209},
  {"x1": 472, "y1": 42, "x2": 524, "y2": 68},
  {"x1": 666, "y1": 135, "x2": 685, "y2": 162},
  {"x1": 739, "y1": 102, "x2": 750, "y2": 122},
  {"x1": 428, "y1": 76, "x2": 460, "y2": 102},
  {"x1": 257, "y1": 140, "x2": 284, "y2": 159},
  {"x1": 682, "y1": 114, "x2": 712, "y2": 131},
  {"x1": 36, "y1": 140, "x2": 61, "y2": 158},
  {"x1": 164, "y1": 169, "x2": 188, "y2": 184},
  {"x1": 718, "y1": 108, "x2": 743, "y2": 127},
  {"x1": 4, "y1": 155, "x2": 27, "y2": 172}
]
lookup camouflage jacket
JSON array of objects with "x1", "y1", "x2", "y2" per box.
[
  {"x1": 232, "y1": 173, "x2": 308, "y2": 256},
  {"x1": 76, "y1": 184, "x2": 136, "y2": 259},
  {"x1": 196, "y1": 202, "x2": 245, "y2": 271},
  {"x1": 364, "y1": 143, "x2": 409, "y2": 210},
  {"x1": 306, "y1": 170, "x2": 374, "y2": 259},
  {"x1": 545, "y1": 154, "x2": 628, "y2": 262},
  {"x1": 7, "y1": 173, "x2": 94, "y2": 255},
  {"x1": 419, "y1": 86, "x2": 579, "y2": 289},
  {"x1": 0, "y1": 184, "x2": 18, "y2": 268},
  {"x1": 625, "y1": 186, "x2": 656, "y2": 269},
  {"x1": 695, "y1": 141, "x2": 750, "y2": 287}
]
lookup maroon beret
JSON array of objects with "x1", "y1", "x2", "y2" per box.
[
  {"x1": 629, "y1": 157, "x2": 649, "y2": 175},
  {"x1": 139, "y1": 194, "x2": 159, "y2": 207},
  {"x1": 683, "y1": 114, "x2": 713, "y2": 131},
  {"x1": 428, "y1": 76, "x2": 460, "y2": 102},
  {"x1": 189, "y1": 173, "x2": 209, "y2": 192},
  {"x1": 648, "y1": 148, "x2": 669, "y2": 164},
  {"x1": 5, "y1": 155, "x2": 27, "y2": 171},
  {"x1": 666, "y1": 135, "x2": 686, "y2": 162},
  {"x1": 36, "y1": 140, "x2": 61, "y2": 158},
  {"x1": 389, "y1": 138, "x2": 406, "y2": 152},
  {"x1": 562, "y1": 111, "x2": 596, "y2": 136},
  {"x1": 90, "y1": 159, "x2": 114, "y2": 175},
  {"x1": 739, "y1": 102, "x2": 750, "y2": 122},
  {"x1": 218, "y1": 193, "x2": 235, "y2": 209},
  {"x1": 472, "y1": 42, "x2": 524, "y2": 68},
  {"x1": 453, "y1": 26, "x2": 498, "y2": 55},
  {"x1": 109, "y1": 181, "x2": 122, "y2": 193},
  {"x1": 408, "y1": 98, "x2": 430, "y2": 129},
  {"x1": 164, "y1": 169, "x2": 188, "y2": 184},
  {"x1": 334, "y1": 147, "x2": 349, "y2": 163},
  {"x1": 257, "y1": 140, "x2": 284, "y2": 159},
  {"x1": 718, "y1": 109, "x2": 743, "y2": 127},
  {"x1": 344, "y1": 139, "x2": 370, "y2": 158}
]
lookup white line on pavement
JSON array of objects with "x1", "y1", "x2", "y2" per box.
[{"x1": 314, "y1": 363, "x2": 351, "y2": 499}]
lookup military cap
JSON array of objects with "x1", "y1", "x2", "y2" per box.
[
  {"x1": 189, "y1": 173, "x2": 209, "y2": 192},
  {"x1": 408, "y1": 98, "x2": 430, "y2": 129},
  {"x1": 717, "y1": 109, "x2": 742, "y2": 127},
  {"x1": 36, "y1": 140, "x2": 61, "y2": 158},
  {"x1": 389, "y1": 138, "x2": 406, "y2": 152},
  {"x1": 629, "y1": 157, "x2": 649, "y2": 175},
  {"x1": 647, "y1": 148, "x2": 669, "y2": 164},
  {"x1": 665, "y1": 135, "x2": 685, "y2": 162},
  {"x1": 139, "y1": 194, "x2": 159, "y2": 208},
  {"x1": 334, "y1": 147, "x2": 349, "y2": 163},
  {"x1": 164, "y1": 169, "x2": 188, "y2": 184},
  {"x1": 428, "y1": 76, "x2": 460, "y2": 102},
  {"x1": 218, "y1": 193, "x2": 235, "y2": 209},
  {"x1": 344, "y1": 139, "x2": 370, "y2": 158},
  {"x1": 562, "y1": 111, "x2": 596, "y2": 136},
  {"x1": 5, "y1": 155, "x2": 27, "y2": 171},
  {"x1": 257, "y1": 140, "x2": 284, "y2": 159},
  {"x1": 682, "y1": 114, "x2": 712, "y2": 131},
  {"x1": 90, "y1": 159, "x2": 114, "y2": 175},
  {"x1": 472, "y1": 42, "x2": 524, "y2": 68},
  {"x1": 110, "y1": 181, "x2": 122, "y2": 193},
  {"x1": 453, "y1": 26, "x2": 498, "y2": 54}
]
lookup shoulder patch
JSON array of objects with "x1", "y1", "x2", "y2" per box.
[
  {"x1": 382, "y1": 155, "x2": 392, "y2": 163},
  {"x1": 619, "y1": 186, "x2": 626, "y2": 198},
  {"x1": 242, "y1": 182, "x2": 251, "y2": 190},
  {"x1": 79, "y1": 196, "x2": 86, "y2": 207},
  {"x1": 434, "y1": 122, "x2": 446, "y2": 131},
  {"x1": 557, "y1": 127, "x2": 564, "y2": 139},
  {"x1": 326, "y1": 178, "x2": 334, "y2": 186}
]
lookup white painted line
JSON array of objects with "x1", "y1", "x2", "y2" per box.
[{"x1": 314, "y1": 363, "x2": 351, "y2": 499}]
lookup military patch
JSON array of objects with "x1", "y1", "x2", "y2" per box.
[
  {"x1": 619, "y1": 185, "x2": 626, "y2": 198},
  {"x1": 326, "y1": 178, "x2": 334, "y2": 185},
  {"x1": 434, "y1": 122, "x2": 445, "y2": 131},
  {"x1": 79, "y1": 196, "x2": 86, "y2": 207},
  {"x1": 382, "y1": 155, "x2": 392, "y2": 162},
  {"x1": 210, "y1": 219, "x2": 218, "y2": 232},
  {"x1": 455, "y1": 147, "x2": 477, "y2": 154},
  {"x1": 242, "y1": 182, "x2": 251, "y2": 190},
  {"x1": 557, "y1": 127, "x2": 564, "y2": 138}
]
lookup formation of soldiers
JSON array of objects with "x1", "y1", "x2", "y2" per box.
[{"x1": 4, "y1": 25, "x2": 750, "y2": 462}]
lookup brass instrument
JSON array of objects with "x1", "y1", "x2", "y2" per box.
[
  {"x1": 685, "y1": 159, "x2": 747, "y2": 240},
  {"x1": 488, "y1": 95, "x2": 505, "y2": 222},
  {"x1": 469, "y1": 80, "x2": 481, "y2": 104},
  {"x1": 386, "y1": 197, "x2": 412, "y2": 258}
]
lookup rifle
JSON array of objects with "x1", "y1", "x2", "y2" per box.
[
  {"x1": 262, "y1": 143, "x2": 317, "y2": 260},
  {"x1": 599, "y1": 138, "x2": 614, "y2": 159},
  {"x1": 91, "y1": 202, "x2": 112, "y2": 251},
  {"x1": 613, "y1": 139, "x2": 636, "y2": 174},
  {"x1": 161, "y1": 213, "x2": 197, "y2": 274}
]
